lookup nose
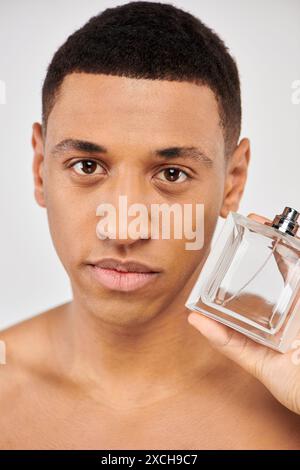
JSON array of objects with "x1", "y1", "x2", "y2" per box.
[{"x1": 95, "y1": 170, "x2": 152, "y2": 247}]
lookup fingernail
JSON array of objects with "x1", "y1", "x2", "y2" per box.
[{"x1": 187, "y1": 313, "x2": 201, "y2": 327}]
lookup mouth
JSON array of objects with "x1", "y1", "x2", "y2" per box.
[{"x1": 87, "y1": 257, "x2": 162, "y2": 292}]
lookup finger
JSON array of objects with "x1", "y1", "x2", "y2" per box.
[
  {"x1": 187, "y1": 312, "x2": 274, "y2": 380},
  {"x1": 247, "y1": 212, "x2": 272, "y2": 225}
]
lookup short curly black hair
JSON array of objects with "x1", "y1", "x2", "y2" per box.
[{"x1": 42, "y1": 1, "x2": 241, "y2": 156}]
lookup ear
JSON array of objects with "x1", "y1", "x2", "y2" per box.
[
  {"x1": 220, "y1": 137, "x2": 250, "y2": 218},
  {"x1": 32, "y1": 122, "x2": 46, "y2": 208}
]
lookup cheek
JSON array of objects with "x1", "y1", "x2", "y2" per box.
[
  {"x1": 183, "y1": 180, "x2": 223, "y2": 241},
  {"x1": 45, "y1": 183, "x2": 98, "y2": 267},
  {"x1": 161, "y1": 209, "x2": 216, "y2": 281},
  {"x1": 178, "y1": 197, "x2": 221, "y2": 273},
  {"x1": 198, "y1": 174, "x2": 225, "y2": 228}
]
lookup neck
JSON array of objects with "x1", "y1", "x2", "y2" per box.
[{"x1": 55, "y1": 292, "x2": 221, "y2": 409}]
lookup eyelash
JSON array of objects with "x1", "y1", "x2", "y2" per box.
[
  {"x1": 155, "y1": 166, "x2": 191, "y2": 183},
  {"x1": 67, "y1": 159, "x2": 192, "y2": 183},
  {"x1": 68, "y1": 159, "x2": 106, "y2": 176}
]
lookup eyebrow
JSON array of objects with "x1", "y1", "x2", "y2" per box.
[{"x1": 50, "y1": 138, "x2": 213, "y2": 167}]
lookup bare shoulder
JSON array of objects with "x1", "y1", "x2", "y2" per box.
[
  {"x1": 0, "y1": 303, "x2": 69, "y2": 400},
  {"x1": 0, "y1": 303, "x2": 72, "y2": 448}
]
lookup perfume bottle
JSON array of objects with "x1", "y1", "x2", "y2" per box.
[{"x1": 185, "y1": 207, "x2": 300, "y2": 353}]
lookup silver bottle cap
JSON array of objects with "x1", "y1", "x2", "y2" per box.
[{"x1": 271, "y1": 207, "x2": 299, "y2": 236}]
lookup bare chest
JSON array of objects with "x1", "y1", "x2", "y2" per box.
[{"x1": 1, "y1": 387, "x2": 300, "y2": 450}]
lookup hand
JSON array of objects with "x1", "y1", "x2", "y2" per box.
[{"x1": 187, "y1": 213, "x2": 300, "y2": 415}]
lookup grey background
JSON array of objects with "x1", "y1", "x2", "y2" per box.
[{"x1": 0, "y1": 0, "x2": 299, "y2": 329}]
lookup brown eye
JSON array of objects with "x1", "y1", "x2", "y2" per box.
[
  {"x1": 72, "y1": 160, "x2": 105, "y2": 175},
  {"x1": 156, "y1": 167, "x2": 189, "y2": 183}
]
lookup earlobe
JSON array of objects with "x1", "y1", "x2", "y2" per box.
[
  {"x1": 220, "y1": 204, "x2": 231, "y2": 219},
  {"x1": 220, "y1": 172, "x2": 235, "y2": 218}
]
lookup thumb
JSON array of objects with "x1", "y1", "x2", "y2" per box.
[{"x1": 187, "y1": 312, "x2": 270, "y2": 380}]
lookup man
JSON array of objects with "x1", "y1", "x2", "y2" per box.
[{"x1": 0, "y1": 1, "x2": 299, "y2": 449}]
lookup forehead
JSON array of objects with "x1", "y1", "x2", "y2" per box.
[{"x1": 46, "y1": 73, "x2": 224, "y2": 156}]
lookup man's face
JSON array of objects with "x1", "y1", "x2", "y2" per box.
[{"x1": 32, "y1": 73, "x2": 249, "y2": 327}]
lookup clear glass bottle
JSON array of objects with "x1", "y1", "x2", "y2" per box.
[{"x1": 185, "y1": 207, "x2": 300, "y2": 352}]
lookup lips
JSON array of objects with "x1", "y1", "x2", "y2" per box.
[
  {"x1": 87, "y1": 257, "x2": 161, "y2": 292},
  {"x1": 92, "y1": 257, "x2": 159, "y2": 274}
]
